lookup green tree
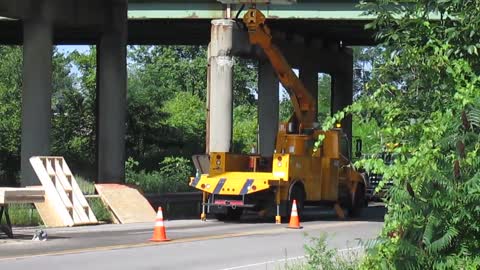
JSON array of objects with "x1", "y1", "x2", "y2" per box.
[
  {"x1": 0, "y1": 46, "x2": 22, "y2": 185},
  {"x1": 0, "y1": 46, "x2": 83, "y2": 185},
  {"x1": 317, "y1": 73, "x2": 332, "y2": 124},
  {"x1": 321, "y1": 1, "x2": 480, "y2": 268},
  {"x1": 163, "y1": 91, "x2": 206, "y2": 155},
  {"x1": 51, "y1": 48, "x2": 94, "y2": 168},
  {"x1": 279, "y1": 89, "x2": 293, "y2": 122},
  {"x1": 127, "y1": 45, "x2": 259, "y2": 168},
  {"x1": 233, "y1": 57, "x2": 257, "y2": 106},
  {"x1": 126, "y1": 46, "x2": 208, "y2": 169},
  {"x1": 233, "y1": 104, "x2": 258, "y2": 154}
]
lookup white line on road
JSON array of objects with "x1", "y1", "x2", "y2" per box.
[{"x1": 216, "y1": 246, "x2": 362, "y2": 270}]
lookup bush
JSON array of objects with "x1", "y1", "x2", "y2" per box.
[
  {"x1": 342, "y1": 1, "x2": 480, "y2": 269},
  {"x1": 125, "y1": 156, "x2": 194, "y2": 194},
  {"x1": 286, "y1": 234, "x2": 360, "y2": 270}
]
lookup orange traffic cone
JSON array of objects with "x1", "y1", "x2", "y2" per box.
[
  {"x1": 150, "y1": 207, "x2": 170, "y2": 242},
  {"x1": 287, "y1": 200, "x2": 302, "y2": 229}
]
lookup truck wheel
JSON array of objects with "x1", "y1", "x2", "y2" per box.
[
  {"x1": 338, "y1": 184, "x2": 352, "y2": 209},
  {"x1": 214, "y1": 213, "x2": 227, "y2": 221},
  {"x1": 348, "y1": 184, "x2": 366, "y2": 218},
  {"x1": 289, "y1": 185, "x2": 305, "y2": 218},
  {"x1": 226, "y1": 208, "x2": 243, "y2": 221},
  {"x1": 215, "y1": 208, "x2": 243, "y2": 221}
]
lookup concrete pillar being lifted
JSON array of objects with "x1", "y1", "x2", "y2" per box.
[
  {"x1": 20, "y1": 10, "x2": 53, "y2": 186},
  {"x1": 258, "y1": 61, "x2": 279, "y2": 157},
  {"x1": 207, "y1": 19, "x2": 234, "y2": 153}
]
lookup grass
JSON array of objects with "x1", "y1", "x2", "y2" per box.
[
  {"x1": 76, "y1": 175, "x2": 96, "y2": 195},
  {"x1": 77, "y1": 175, "x2": 112, "y2": 223},
  {"x1": 6, "y1": 204, "x2": 43, "y2": 226},
  {"x1": 86, "y1": 197, "x2": 112, "y2": 223}
]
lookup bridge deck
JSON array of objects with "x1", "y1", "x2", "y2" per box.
[{"x1": 0, "y1": 1, "x2": 375, "y2": 46}]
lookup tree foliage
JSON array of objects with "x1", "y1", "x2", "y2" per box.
[
  {"x1": 0, "y1": 43, "x2": 383, "y2": 193},
  {"x1": 320, "y1": 1, "x2": 480, "y2": 268},
  {"x1": 0, "y1": 46, "x2": 22, "y2": 185},
  {"x1": 0, "y1": 46, "x2": 80, "y2": 184},
  {"x1": 51, "y1": 48, "x2": 95, "y2": 168}
]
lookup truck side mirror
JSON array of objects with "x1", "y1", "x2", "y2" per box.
[{"x1": 355, "y1": 139, "x2": 363, "y2": 158}]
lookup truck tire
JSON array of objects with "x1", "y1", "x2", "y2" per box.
[
  {"x1": 226, "y1": 208, "x2": 243, "y2": 220},
  {"x1": 214, "y1": 213, "x2": 227, "y2": 221},
  {"x1": 347, "y1": 184, "x2": 366, "y2": 218},
  {"x1": 289, "y1": 185, "x2": 305, "y2": 218},
  {"x1": 215, "y1": 208, "x2": 243, "y2": 221}
]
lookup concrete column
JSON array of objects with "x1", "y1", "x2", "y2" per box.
[
  {"x1": 299, "y1": 60, "x2": 318, "y2": 122},
  {"x1": 20, "y1": 13, "x2": 53, "y2": 186},
  {"x1": 208, "y1": 19, "x2": 234, "y2": 153},
  {"x1": 97, "y1": 0, "x2": 127, "y2": 183},
  {"x1": 258, "y1": 61, "x2": 279, "y2": 157},
  {"x1": 331, "y1": 49, "x2": 353, "y2": 143}
]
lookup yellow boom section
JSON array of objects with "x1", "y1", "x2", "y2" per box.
[{"x1": 243, "y1": 8, "x2": 316, "y2": 129}]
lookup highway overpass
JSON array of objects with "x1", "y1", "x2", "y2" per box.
[{"x1": 0, "y1": 0, "x2": 373, "y2": 186}]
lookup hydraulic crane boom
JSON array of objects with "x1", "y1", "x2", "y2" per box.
[{"x1": 243, "y1": 8, "x2": 316, "y2": 129}]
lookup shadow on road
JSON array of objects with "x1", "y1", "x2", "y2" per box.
[
  {"x1": 0, "y1": 233, "x2": 69, "y2": 240},
  {"x1": 350, "y1": 203, "x2": 386, "y2": 222},
  {"x1": 215, "y1": 203, "x2": 386, "y2": 224}
]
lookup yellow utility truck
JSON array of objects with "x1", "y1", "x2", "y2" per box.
[{"x1": 190, "y1": 8, "x2": 366, "y2": 222}]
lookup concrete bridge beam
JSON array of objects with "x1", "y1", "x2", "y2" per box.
[
  {"x1": 20, "y1": 6, "x2": 53, "y2": 186},
  {"x1": 258, "y1": 61, "x2": 279, "y2": 157},
  {"x1": 96, "y1": 0, "x2": 127, "y2": 183}
]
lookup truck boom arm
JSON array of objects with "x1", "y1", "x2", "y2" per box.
[{"x1": 243, "y1": 8, "x2": 316, "y2": 129}]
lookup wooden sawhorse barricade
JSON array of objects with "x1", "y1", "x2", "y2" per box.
[
  {"x1": 0, "y1": 204, "x2": 12, "y2": 238},
  {"x1": 0, "y1": 188, "x2": 45, "y2": 238}
]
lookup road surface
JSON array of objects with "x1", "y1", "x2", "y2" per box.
[{"x1": 0, "y1": 204, "x2": 385, "y2": 270}]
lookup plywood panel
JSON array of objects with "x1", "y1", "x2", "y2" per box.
[
  {"x1": 0, "y1": 188, "x2": 44, "y2": 204},
  {"x1": 95, "y1": 184, "x2": 156, "y2": 224}
]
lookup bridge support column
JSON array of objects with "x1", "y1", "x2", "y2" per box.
[
  {"x1": 20, "y1": 12, "x2": 53, "y2": 186},
  {"x1": 97, "y1": 0, "x2": 127, "y2": 183},
  {"x1": 207, "y1": 19, "x2": 234, "y2": 153},
  {"x1": 332, "y1": 48, "x2": 353, "y2": 144},
  {"x1": 258, "y1": 61, "x2": 279, "y2": 156},
  {"x1": 299, "y1": 59, "x2": 318, "y2": 122}
]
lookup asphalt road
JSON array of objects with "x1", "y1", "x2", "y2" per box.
[{"x1": 0, "y1": 204, "x2": 385, "y2": 270}]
